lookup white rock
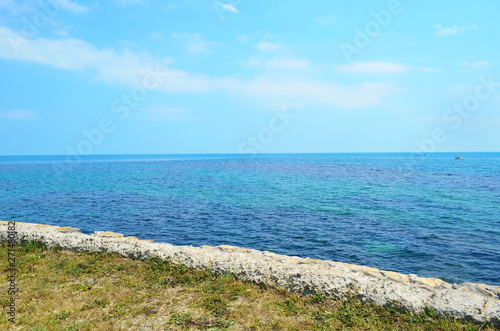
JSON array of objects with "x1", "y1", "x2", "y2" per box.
[{"x1": 1, "y1": 220, "x2": 499, "y2": 326}]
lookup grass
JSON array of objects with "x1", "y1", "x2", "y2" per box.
[{"x1": 0, "y1": 241, "x2": 497, "y2": 330}]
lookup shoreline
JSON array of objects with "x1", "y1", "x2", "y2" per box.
[{"x1": 1, "y1": 220, "x2": 499, "y2": 326}]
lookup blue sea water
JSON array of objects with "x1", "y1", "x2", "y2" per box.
[{"x1": 1, "y1": 152, "x2": 499, "y2": 285}]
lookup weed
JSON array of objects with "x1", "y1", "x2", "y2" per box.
[
  {"x1": 0, "y1": 242, "x2": 496, "y2": 331},
  {"x1": 169, "y1": 312, "x2": 193, "y2": 326},
  {"x1": 275, "y1": 298, "x2": 301, "y2": 315},
  {"x1": 53, "y1": 311, "x2": 71, "y2": 320},
  {"x1": 311, "y1": 291, "x2": 325, "y2": 303},
  {"x1": 203, "y1": 295, "x2": 229, "y2": 317},
  {"x1": 424, "y1": 306, "x2": 438, "y2": 318}
]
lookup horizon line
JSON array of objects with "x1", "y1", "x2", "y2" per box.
[{"x1": 1, "y1": 151, "x2": 499, "y2": 157}]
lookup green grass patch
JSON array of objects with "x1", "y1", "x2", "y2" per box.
[{"x1": 0, "y1": 242, "x2": 497, "y2": 330}]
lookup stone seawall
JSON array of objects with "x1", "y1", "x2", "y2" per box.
[{"x1": 1, "y1": 221, "x2": 499, "y2": 326}]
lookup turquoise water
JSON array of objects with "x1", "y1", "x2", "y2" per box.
[{"x1": 1, "y1": 153, "x2": 499, "y2": 285}]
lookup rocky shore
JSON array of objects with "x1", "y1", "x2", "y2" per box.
[{"x1": 1, "y1": 220, "x2": 499, "y2": 326}]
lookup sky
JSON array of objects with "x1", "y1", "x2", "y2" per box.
[{"x1": 0, "y1": 0, "x2": 499, "y2": 155}]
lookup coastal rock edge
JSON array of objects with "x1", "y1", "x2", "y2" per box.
[{"x1": 1, "y1": 221, "x2": 499, "y2": 326}]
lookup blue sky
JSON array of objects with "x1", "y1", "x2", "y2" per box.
[{"x1": 0, "y1": 0, "x2": 499, "y2": 155}]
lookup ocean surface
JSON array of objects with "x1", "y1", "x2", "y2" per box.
[{"x1": 1, "y1": 153, "x2": 499, "y2": 285}]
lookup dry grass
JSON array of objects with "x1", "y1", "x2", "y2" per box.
[{"x1": 0, "y1": 241, "x2": 497, "y2": 330}]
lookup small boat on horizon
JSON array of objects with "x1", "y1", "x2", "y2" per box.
[{"x1": 455, "y1": 156, "x2": 463, "y2": 159}]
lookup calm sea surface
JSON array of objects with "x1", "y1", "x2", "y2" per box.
[{"x1": 1, "y1": 153, "x2": 499, "y2": 285}]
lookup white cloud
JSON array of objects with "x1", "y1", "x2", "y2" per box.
[
  {"x1": 231, "y1": 77, "x2": 395, "y2": 108},
  {"x1": 237, "y1": 57, "x2": 260, "y2": 68},
  {"x1": 0, "y1": 109, "x2": 39, "y2": 119},
  {"x1": 150, "y1": 32, "x2": 167, "y2": 43},
  {"x1": 0, "y1": 0, "x2": 89, "y2": 14},
  {"x1": 418, "y1": 66, "x2": 443, "y2": 73},
  {"x1": 434, "y1": 24, "x2": 477, "y2": 36},
  {"x1": 261, "y1": 33, "x2": 274, "y2": 39},
  {"x1": 164, "y1": 3, "x2": 177, "y2": 11},
  {"x1": 335, "y1": 61, "x2": 408, "y2": 75},
  {"x1": 57, "y1": 0, "x2": 89, "y2": 14},
  {"x1": 1, "y1": 27, "x2": 128, "y2": 71},
  {"x1": 237, "y1": 34, "x2": 248, "y2": 43},
  {"x1": 0, "y1": 26, "x2": 209, "y2": 92},
  {"x1": 0, "y1": 0, "x2": 13, "y2": 8},
  {"x1": 212, "y1": 1, "x2": 239, "y2": 14},
  {"x1": 54, "y1": 29, "x2": 70, "y2": 37},
  {"x1": 0, "y1": 0, "x2": 14, "y2": 10},
  {"x1": 434, "y1": 25, "x2": 463, "y2": 35},
  {"x1": 221, "y1": 3, "x2": 238, "y2": 13},
  {"x1": 450, "y1": 85, "x2": 476, "y2": 93},
  {"x1": 458, "y1": 60, "x2": 491, "y2": 68},
  {"x1": 314, "y1": 16, "x2": 334, "y2": 24},
  {"x1": 0, "y1": 26, "x2": 398, "y2": 109},
  {"x1": 171, "y1": 33, "x2": 218, "y2": 55},
  {"x1": 239, "y1": 55, "x2": 310, "y2": 70},
  {"x1": 265, "y1": 57, "x2": 309, "y2": 70},
  {"x1": 0, "y1": 0, "x2": 30, "y2": 14},
  {"x1": 255, "y1": 41, "x2": 281, "y2": 52},
  {"x1": 111, "y1": 0, "x2": 146, "y2": 5}
]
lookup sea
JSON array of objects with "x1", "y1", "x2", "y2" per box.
[{"x1": 1, "y1": 152, "x2": 499, "y2": 285}]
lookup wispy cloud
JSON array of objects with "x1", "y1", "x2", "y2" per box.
[
  {"x1": 314, "y1": 16, "x2": 334, "y2": 24},
  {"x1": 418, "y1": 66, "x2": 443, "y2": 73},
  {"x1": 237, "y1": 34, "x2": 248, "y2": 43},
  {"x1": 222, "y1": 3, "x2": 240, "y2": 13},
  {"x1": 212, "y1": 1, "x2": 239, "y2": 13},
  {"x1": 265, "y1": 57, "x2": 310, "y2": 70},
  {"x1": 164, "y1": 3, "x2": 177, "y2": 11},
  {"x1": 434, "y1": 25, "x2": 463, "y2": 35},
  {"x1": 434, "y1": 24, "x2": 477, "y2": 36},
  {"x1": 239, "y1": 55, "x2": 310, "y2": 70},
  {"x1": 0, "y1": 0, "x2": 89, "y2": 14},
  {"x1": 0, "y1": 26, "x2": 208, "y2": 92},
  {"x1": 255, "y1": 41, "x2": 281, "y2": 52},
  {"x1": 450, "y1": 84, "x2": 475, "y2": 93},
  {"x1": 150, "y1": 32, "x2": 167, "y2": 43},
  {"x1": 0, "y1": 26, "x2": 398, "y2": 109},
  {"x1": 0, "y1": 109, "x2": 39, "y2": 119},
  {"x1": 171, "y1": 33, "x2": 219, "y2": 55},
  {"x1": 231, "y1": 77, "x2": 396, "y2": 108},
  {"x1": 0, "y1": 0, "x2": 31, "y2": 14},
  {"x1": 111, "y1": 0, "x2": 146, "y2": 5},
  {"x1": 57, "y1": 0, "x2": 89, "y2": 14},
  {"x1": 458, "y1": 60, "x2": 491, "y2": 69},
  {"x1": 54, "y1": 29, "x2": 70, "y2": 37},
  {"x1": 0, "y1": 0, "x2": 14, "y2": 10},
  {"x1": 335, "y1": 61, "x2": 408, "y2": 75}
]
